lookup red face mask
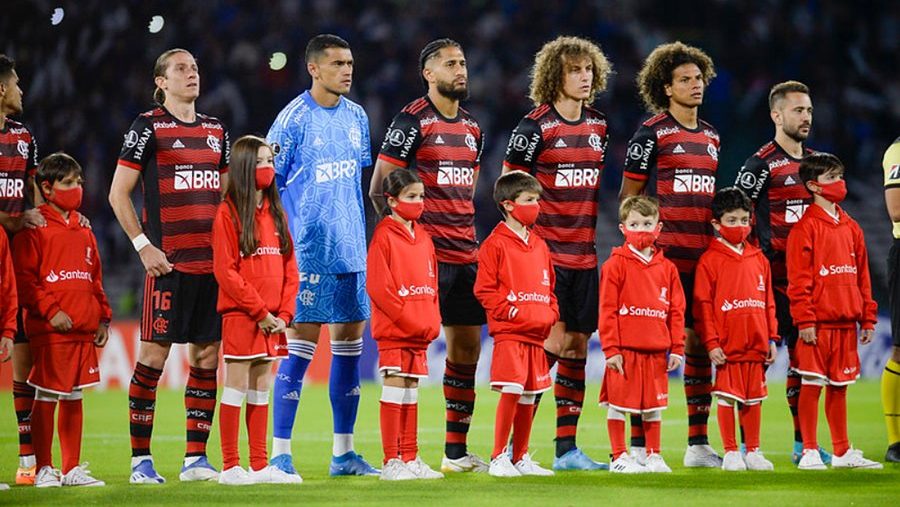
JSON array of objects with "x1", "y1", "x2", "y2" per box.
[
  {"x1": 47, "y1": 186, "x2": 83, "y2": 211},
  {"x1": 718, "y1": 224, "x2": 751, "y2": 245},
  {"x1": 815, "y1": 179, "x2": 847, "y2": 204},
  {"x1": 255, "y1": 165, "x2": 276, "y2": 190},
  {"x1": 623, "y1": 224, "x2": 661, "y2": 250},
  {"x1": 391, "y1": 199, "x2": 424, "y2": 221},
  {"x1": 507, "y1": 202, "x2": 540, "y2": 227}
]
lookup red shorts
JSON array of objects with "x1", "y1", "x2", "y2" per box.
[
  {"x1": 29, "y1": 340, "x2": 99, "y2": 395},
  {"x1": 490, "y1": 340, "x2": 551, "y2": 395},
  {"x1": 713, "y1": 361, "x2": 767, "y2": 404},
  {"x1": 222, "y1": 315, "x2": 287, "y2": 361},
  {"x1": 600, "y1": 350, "x2": 668, "y2": 413},
  {"x1": 793, "y1": 328, "x2": 859, "y2": 385},
  {"x1": 378, "y1": 347, "x2": 428, "y2": 378}
]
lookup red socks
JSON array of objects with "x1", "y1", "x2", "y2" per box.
[
  {"x1": 825, "y1": 385, "x2": 849, "y2": 456},
  {"x1": 493, "y1": 392, "x2": 519, "y2": 459},
  {"x1": 799, "y1": 383, "x2": 823, "y2": 450},
  {"x1": 644, "y1": 419, "x2": 662, "y2": 454},
  {"x1": 58, "y1": 398, "x2": 83, "y2": 474},
  {"x1": 218, "y1": 388, "x2": 244, "y2": 470},
  {"x1": 740, "y1": 403, "x2": 761, "y2": 452},
  {"x1": 400, "y1": 396, "x2": 419, "y2": 462},
  {"x1": 511, "y1": 396, "x2": 536, "y2": 462},
  {"x1": 246, "y1": 390, "x2": 269, "y2": 471},
  {"x1": 380, "y1": 385, "x2": 419, "y2": 464},
  {"x1": 717, "y1": 403, "x2": 737, "y2": 452},
  {"x1": 32, "y1": 398, "x2": 56, "y2": 471},
  {"x1": 129, "y1": 362, "x2": 161, "y2": 457},
  {"x1": 607, "y1": 417, "x2": 627, "y2": 457}
]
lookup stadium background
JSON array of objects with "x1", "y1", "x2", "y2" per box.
[{"x1": 1, "y1": 0, "x2": 898, "y2": 387}]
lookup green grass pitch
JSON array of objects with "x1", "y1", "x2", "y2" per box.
[{"x1": 0, "y1": 381, "x2": 896, "y2": 505}]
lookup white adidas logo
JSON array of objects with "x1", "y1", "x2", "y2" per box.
[
  {"x1": 282, "y1": 391, "x2": 300, "y2": 401},
  {"x1": 172, "y1": 139, "x2": 185, "y2": 149},
  {"x1": 435, "y1": 135, "x2": 445, "y2": 145},
  {"x1": 673, "y1": 144, "x2": 685, "y2": 154},
  {"x1": 785, "y1": 175, "x2": 796, "y2": 185},
  {"x1": 554, "y1": 138, "x2": 567, "y2": 148}
]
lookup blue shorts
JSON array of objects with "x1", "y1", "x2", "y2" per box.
[{"x1": 295, "y1": 271, "x2": 370, "y2": 324}]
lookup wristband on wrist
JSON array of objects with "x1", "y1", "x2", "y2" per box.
[{"x1": 132, "y1": 233, "x2": 151, "y2": 252}]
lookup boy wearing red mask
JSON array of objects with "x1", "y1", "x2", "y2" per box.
[
  {"x1": 693, "y1": 187, "x2": 778, "y2": 471},
  {"x1": 474, "y1": 171, "x2": 559, "y2": 478},
  {"x1": 787, "y1": 152, "x2": 882, "y2": 469},
  {"x1": 13, "y1": 153, "x2": 111, "y2": 487},
  {"x1": 599, "y1": 196, "x2": 685, "y2": 474}
]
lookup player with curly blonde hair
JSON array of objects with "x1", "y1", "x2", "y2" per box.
[
  {"x1": 503, "y1": 36, "x2": 612, "y2": 471},
  {"x1": 620, "y1": 41, "x2": 722, "y2": 469}
]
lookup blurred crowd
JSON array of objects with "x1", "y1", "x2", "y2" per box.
[{"x1": 3, "y1": 0, "x2": 898, "y2": 316}]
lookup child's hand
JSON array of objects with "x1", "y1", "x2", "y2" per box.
[
  {"x1": 271, "y1": 317, "x2": 287, "y2": 335},
  {"x1": 0, "y1": 336, "x2": 12, "y2": 363},
  {"x1": 798, "y1": 326, "x2": 817, "y2": 344},
  {"x1": 94, "y1": 323, "x2": 109, "y2": 347},
  {"x1": 258, "y1": 312, "x2": 278, "y2": 334},
  {"x1": 860, "y1": 328, "x2": 874, "y2": 345},
  {"x1": 709, "y1": 347, "x2": 726, "y2": 366},
  {"x1": 606, "y1": 354, "x2": 624, "y2": 374},
  {"x1": 50, "y1": 310, "x2": 73, "y2": 331},
  {"x1": 667, "y1": 354, "x2": 683, "y2": 372},
  {"x1": 766, "y1": 342, "x2": 778, "y2": 364}
]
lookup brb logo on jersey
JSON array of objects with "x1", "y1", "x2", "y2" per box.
[
  {"x1": 174, "y1": 164, "x2": 220, "y2": 191},
  {"x1": 437, "y1": 161, "x2": 474, "y2": 187},
  {"x1": 673, "y1": 168, "x2": 715, "y2": 194},
  {"x1": 785, "y1": 199, "x2": 809, "y2": 224},
  {"x1": 316, "y1": 159, "x2": 357, "y2": 183},
  {"x1": 555, "y1": 167, "x2": 599, "y2": 188},
  {"x1": 0, "y1": 176, "x2": 24, "y2": 198}
]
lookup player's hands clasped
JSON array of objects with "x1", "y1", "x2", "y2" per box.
[
  {"x1": 139, "y1": 244, "x2": 173, "y2": 277},
  {"x1": 258, "y1": 312, "x2": 286, "y2": 335},
  {"x1": 798, "y1": 326, "x2": 816, "y2": 344},
  {"x1": 606, "y1": 354, "x2": 624, "y2": 374},
  {"x1": 667, "y1": 354, "x2": 683, "y2": 372},
  {"x1": 50, "y1": 310, "x2": 73, "y2": 331},
  {"x1": 709, "y1": 347, "x2": 727, "y2": 366}
]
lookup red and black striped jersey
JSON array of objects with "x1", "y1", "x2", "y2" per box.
[
  {"x1": 377, "y1": 96, "x2": 483, "y2": 265},
  {"x1": 502, "y1": 104, "x2": 607, "y2": 269},
  {"x1": 0, "y1": 118, "x2": 38, "y2": 217},
  {"x1": 735, "y1": 141, "x2": 814, "y2": 289},
  {"x1": 117, "y1": 107, "x2": 230, "y2": 275},
  {"x1": 623, "y1": 112, "x2": 720, "y2": 274}
]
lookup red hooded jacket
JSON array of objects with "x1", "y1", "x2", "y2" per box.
[
  {"x1": 694, "y1": 239, "x2": 778, "y2": 362},
  {"x1": 786, "y1": 203, "x2": 877, "y2": 330},
  {"x1": 12, "y1": 205, "x2": 111, "y2": 344},
  {"x1": 474, "y1": 223, "x2": 559, "y2": 346},
  {"x1": 366, "y1": 217, "x2": 441, "y2": 349},
  {"x1": 212, "y1": 198, "x2": 298, "y2": 323},
  {"x1": 0, "y1": 232, "x2": 17, "y2": 340},
  {"x1": 599, "y1": 244, "x2": 685, "y2": 358}
]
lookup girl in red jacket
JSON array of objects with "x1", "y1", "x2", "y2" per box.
[
  {"x1": 694, "y1": 188, "x2": 778, "y2": 472},
  {"x1": 788, "y1": 153, "x2": 881, "y2": 470},
  {"x1": 599, "y1": 196, "x2": 685, "y2": 474},
  {"x1": 13, "y1": 153, "x2": 110, "y2": 487},
  {"x1": 367, "y1": 169, "x2": 442, "y2": 481},
  {"x1": 212, "y1": 135, "x2": 300, "y2": 485},
  {"x1": 475, "y1": 171, "x2": 559, "y2": 478}
]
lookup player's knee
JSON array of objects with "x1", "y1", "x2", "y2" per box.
[
  {"x1": 11, "y1": 349, "x2": 33, "y2": 380},
  {"x1": 138, "y1": 342, "x2": 171, "y2": 370},
  {"x1": 189, "y1": 342, "x2": 220, "y2": 368},
  {"x1": 449, "y1": 343, "x2": 480, "y2": 363}
]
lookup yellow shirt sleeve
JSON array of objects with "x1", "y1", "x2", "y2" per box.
[{"x1": 883, "y1": 139, "x2": 900, "y2": 189}]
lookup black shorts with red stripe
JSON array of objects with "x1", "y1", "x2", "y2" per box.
[{"x1": 142, "y1": 270, "x2": 221, "y2": 343}]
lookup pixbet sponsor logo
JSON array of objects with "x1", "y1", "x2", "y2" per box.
[
  {"x1": 315, "y1": 159, "x2": 357, "y2": 183},
  {"x1": 768, "y1": 158, "x2": 790, "y2": 170},
  {"x1": 153, "y1": 121, "x2": 177, "y2": 129},
  {"x1": 174, "y1": 169, "x2": 220, "y2": 190},
  {"x1": 656, "y1": 126, "x2": 680, "y2": 138},
  {"x1": 720, "y1": 298, "x2": 766, "y2": 312},
  {"x1": 618, "y1": 304, "x2": 667, "y2": 320},
  {"x1": 45, "y1": 269, "x2": 92, "y2": 283}
]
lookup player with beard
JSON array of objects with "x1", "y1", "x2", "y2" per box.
[
  {"x1": 734, "y1": 81, "x2": 824, "y2": 464},
  {"x1": 370, "y1": 38, "x2": 487, "y2": 473},
  {"x1": 620, "y1": 41, "x2": 721, "y2": 468}
]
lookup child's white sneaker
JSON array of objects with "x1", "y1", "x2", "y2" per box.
[
  {"x1": 797, "y1": 448, "x2": 827, "y2": 470},
  {"x1": 440, "y1": 453, "x2": 489, "y2": 473},
  {"x1": 744, "y1": 450, "x2": 774, "y2": 471},
  {"x1": 488, "y1": 454, "x2": 521, "y2": 477},
  {"x1": 380, "y1": 458, "x2": 416, "y2": 481},
  {"x1": 514, "y1": 453, "x2": 554, "y2": 476},
  {"x1": 218, "y1": 466, "x2": 254, "y2": 486},
  {"x1": 405, "y1": 456, "x2": 443, "y2": 479},
  {"x1": 249, "y1": 465, "x2": 303, "y2": 484},
  {"x1": 684, "y1": 444, "x2": 723, "y2": 468},
  {"x1": 722, "y1": 451, "x2": 747, "y2": 471},
  {"x1": 832, "y1": 447, "x2": 883, "y2": 469},
  {"x1": 645, "y1": 453, "x2": 671, "y2": 473},
  {"x1": 61, "y1": 463, "x2": 105, "y2": 486},
  {"x1": 610, "y1": 452, "x2": 647, "y2": 474},
  {"x1": 630, "y1": 446, "x2": 648, "y2": 466},
  {"x1": 34, "y1": 466, "x2": 62, "y2": 488}
]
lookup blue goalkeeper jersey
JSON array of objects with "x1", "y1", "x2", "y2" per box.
[{"x1": 267, "y1": 91, "x2": 372, "y2": 274}]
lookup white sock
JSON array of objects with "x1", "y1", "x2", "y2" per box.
[
  {"x1": 272, "y1": 437, "x2": 292, "y2": 457},
  {"x1": 20, "y1": 455, "x2": 36, "y2": 468},
  {"x1": 131, "y1": 455, "x2": 152, "y2": 468},
  {"x1": 184, "y1": 456, "x2": 202, "y2": 466},
  {"x1": 333, "y1": 433, "x2": 353, "y2": 457}
]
